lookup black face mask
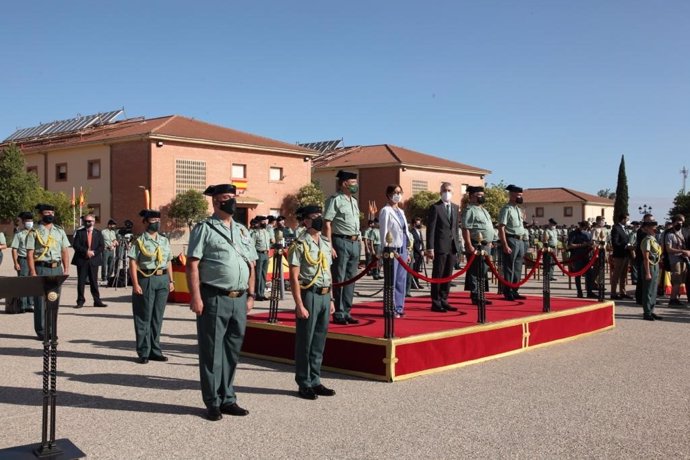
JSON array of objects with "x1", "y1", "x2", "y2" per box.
[
  {"x1": 515, "y1": 197, "x2": 524, "y2": 204},
  {"x1": 219, "y1": 198, "x2": 236, "y2": 215},
  {"x1": 415, "y1": 223, "x2": 422, "y2": 229},
  {"x1": 476, "y1": 196, "x2": 486, "y2": 205},
  {"x1": 674, "y1": 223, "x2": 682, "y2": 231},
  {"x1": 310, "y1": 216, "x2": 324, "y2": 232},
  {"x1": 42, "y1": 215, "x2": 54, "y2": 224},
  {"x1": 85, "y1": 221, "x2": 94, "y2": 228},
  {"x1": 260, "y1": 223, "x2": 267, "y2": 228},
  {"x1": 147, "y1": 222, "x2": 160, "y2": 233}
]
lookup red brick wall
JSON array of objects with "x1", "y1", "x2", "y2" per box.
[
  {"x1": 111, "y1": 141, "x2": 150, "y2": 234},
  {"x1": 358, "y1": 167, "x2": 401, "y2": 225}
]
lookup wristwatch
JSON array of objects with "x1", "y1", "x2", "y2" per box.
[{"x1": 247, "y1": 292, "x2": 256, "y2": 299}]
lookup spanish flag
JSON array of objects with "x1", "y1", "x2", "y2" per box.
[
  {"x1": 232, "y1": 179, "x2": 248, "y2": 192},
  {"x1": 71, "y1": 187, "x2": 76, "y2": 208},
  {"x1": 79, "y1": 186, "x2": 85, "y2": 207}
]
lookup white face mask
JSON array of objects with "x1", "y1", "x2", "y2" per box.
[
  {"x1": 391, "y1": 193, "x2": 402, "y2": 204},
  {"x1": 441, "y1": 191, "x2": 452, "y2": 203},
  {"x1": 24, "y1": 221, "x2": 34, "y2": 230}
]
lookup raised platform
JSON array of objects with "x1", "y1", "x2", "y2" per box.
[{"x1": 243, "y1": 293, "x2": 615, "y2": 381}]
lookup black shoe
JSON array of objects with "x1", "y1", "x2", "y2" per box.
[
  {"x1": 312, "y1": 384, "x2": 336, "y2": 396},
  {"x1": 576, "y1": 293, "x2": 584, "y2": 298},
  {"x1": 610, "y1": 294, "x2": 622, "y2": 300},
  {"x1": 75, "y1": 303, "x2": 84, "y2": 309},
  {"x1": 36, "y1": 334, "x2": 45, "y2": 341},
  {"x1": 431, "y1": 306, "x2": 448, "y2": 312},
  {"x1": 94, "y1": 302, "x2": 108, "y2": 307},
  {"x1": 346, "y1": 317, "x2": 360, "y2": 324},
  {"x1": 504, "y1": 295, "x2": 515, "y2": 301},
  {"x1": 333, "y1": 318, "x2": 348, "y2": 325},
  {"x1": 443, "y1": 305, "x2": 458, "y2": 312},
  {"x1": 148, "y1": 355, "x2": 168, "y2": 362},
  {"x1": 642, "y1": 314, "x2": 655, "y2": 321},
  {"x1": 25, "y1": 307, "x2": 34, "y2": 312},
  {"x1": 587, "y1": 293, "x2": 598, "y2": 299},
  {"x1": 669, "y1": 299, "x2": 685, "y2": 307},
  {"x1": 220, "y1": 402, "x2": 249, "y2": 416},
  {"x1": 651, "y1": 313, "x2": 663, "y2": 320},
  {"x1": 298, "y1": 387, "x2": 318, "y2": 400},
  {"x1": 136, "y1": 357, "x2": 149, "y2": 364},
  {"x1": 620, "y1": 294, "x2": 634, "y2": 300},
  {"x1": 206, "y1": 407, "x2": 223, "y2": 421},
  {"x1": 549, "y1": 277, "x2": 557, "y2": 281},
  {"x1": 513, "y1": 294, "x2": 527, "y2": 300}
]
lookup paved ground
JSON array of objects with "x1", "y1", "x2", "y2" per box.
[{"x1": 1, "y1": 253, "x2": 689, "y2": 459}]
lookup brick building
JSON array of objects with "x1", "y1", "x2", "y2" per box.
[
  {"x1": 522, "y1": 187, "x2": 615, "y2": 227},
  {"x1": 3, "y1": 112, "x2": 316, "y2": 234}
]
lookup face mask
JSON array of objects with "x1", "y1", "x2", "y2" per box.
[
  {"x1": 441, "y1": 191, "x2": 452, "y2": 202},
  {"x1": 476, "y1": 196, "x2": 486, "y2": 205},
  {"x1": 24, "y1": 221, "x2": 34, "y2": 230},
  {"x1": 415, "y1": 223, "x2": 422, "y2": 229},
  {"x1": 260, "y1": 223, "x2": 267, "y2": 228},
  {"x1": 391, "y1": 193, "x2": 402, "y2": 204},
  {"x1": 147, "y1": 222, "x2": 160, "y2": 233},
  {"x1": 348, "y1": 184, "x2": 359, "y2": 194},
  {"x1": 515, "y1": 197, "x2": 524, "y2": 204},
  {"x1": 310, "y1": 216, "x2": 324, "y2": 232},
  {"x1": 42, "y1": 215, "x2": 54, "y2": 224},
  {"x1": 85, "y1": 221, "x2": 94, "y2": 228},
  {"x1": 674, "y1": 223, "x2": 682, "y2": 231},
  {"x1": 219, "y1": 198, "x2": 236, "y2": 215}
]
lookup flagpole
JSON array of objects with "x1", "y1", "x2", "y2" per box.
[{"x1": 71, "y1": 186, "x2": 76, "y2": 232}]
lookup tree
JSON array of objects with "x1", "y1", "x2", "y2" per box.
[
  {"x1": 167, "y1": 189, "x2": 209, "y2": 231},
  {"x1": 296, "y1": 180, "x2": 325, "y2": 208},
  {"x1": 597, "y1": 188, "x2": 616, "y2": 200},
  {"x1": 34, "y1": 189, "x2": 73, "y2": 227},
  {"x1": 613, "y1": 155, "x2": 629, "y2": 219},
  {"x1": 483, "y1": 181, "x2": 509, "y2": 221},
  {"x1": 405, "y1": 190, "x2": 440, "y2": 224},
  {"x1": 668, "y1": 190, "x2": 690, "y2": 221},
  {"x1": 0, "y1": 143, "x2": 41, "y2": 222}
]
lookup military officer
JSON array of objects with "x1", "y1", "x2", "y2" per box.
[
  {"x1": 11, "y1": 211, "x2": 36, "y2": 313},
  {"x1": 101, "y1": 219, "x2": 119, "y2": 283},
  {"x1": 186, "y1": 184, "x2": 258, "y2": 421},
  {"x1": 0, "y1": 230, "x2": 6, "y2": 266},
  {"x1": 288, "y1": 205, "x2": 337, "y2": 400},
  {"x1": 461, "y1": 186, "x2": 495, "y2": 305},
  {"x1": 497, "y1": 184, "x2": 527, "y2": 301},
  {"x1": 128, "y1": 209, "x2": 174, "y2": 364},
  {"x1": 544, "y1": 218, "x2": 559, "y2": 281},
  {"x1": 251, "y1": 215, "x2": 274, "y2": 301},
  {"x1": 26, "y1": 204, "x2": 71, "y2": 340},
  {"x1": 323, "y1": 170, "x2": 361, "y2": 325}
]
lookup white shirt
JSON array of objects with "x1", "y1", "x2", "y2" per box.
[{"x1": 379, "y1": 205, "x2": 408, "y2": 249}]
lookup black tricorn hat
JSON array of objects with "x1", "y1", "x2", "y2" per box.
[
  {"x1": 466, "y1": 185, "x2": 484, "y2": 194},
  {"x1": 107, "y1": 219, "x2": 117, "y2": 225},
  {"x1": 505, "y1": 184, "x2": 523, "y2": 193},
  {"x1": 18, "y1": 211, "x2": 33, "y2": 220},
  {"x1": 548, "y1": 218, "x2": 557, "y2": 225},
  {"x1": 35, "y1": 203, "x2": 55, "y2": 212},
  {"x1": 203, "y1": 184, "x2": 236, "y2": 196},
  {"x1": 139, "y1": 209, "x2": 161, "y2": 219},
  {"x1": 255, "y1": 215, "x2": 267, "y2": 221},
  {"x1": 336, "y1": 170, "x2": 357, "y2": 180},
  {"x1": 301, "y1": 205, "x2": 322, "y2": 216}
]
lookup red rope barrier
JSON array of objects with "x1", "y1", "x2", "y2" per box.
[
  {"x1": 551, "y1": 249, "x2": 599, "y2": 277},
  {"x1": 332, "y1": 259, "x2": 380, "y2": 287},
  {"x1": 485, "y1": 251, "x2": 542, "y2": 289},
  {"x1": 394, "y1": 252, "x2": 477, "y2": 284}
]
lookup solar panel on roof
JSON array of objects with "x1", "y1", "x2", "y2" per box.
[
  {"x1": 297, "y1": 139, "x2": 343, "y2": 153},
  {"x1": 3, "y1": 109, "x2": 124, "y2": 142}
]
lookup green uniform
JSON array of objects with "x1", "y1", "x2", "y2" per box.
[
  {"x1": 640, "y1": 235, "x2": 661, "y2": 316},
  {"x1": 11, "y1": 228, "x2": 34, "y2": 311},
  {"x1": 0, "y1": 232, "x2": 6, "y2": 266},
  {"x1": 251, "y1": 227, "x2": 273, "y2": 299},
  {"x1": 187, "y1": 216, "x2": 258, "y2": 409},
  {"x1": 364, "y1": 227, "x2": 381, "y2": 278},
  {"x1": 288, "y1": 233, "x2": 333, "y2": 390},
  {"x1": 323, "y1": 192, "x2": 361, "y2": 321},
  {"x1": 101, "y1": 228, "x2": 118, "y2": 281},
  {"x1": 544, "y1": 227, "x2": 559, "y2": 279},
  {"x1": 26, "y1": 224, "x2": 71, "y2": 338},
  {"x1": 462, "y1": 204, "x2": 495, "y2": 298},
  {"x1": 128, "y1": 232, "x2": 173, "y2": 360},
  {"x1": 498, "y1": 203, "x2": 526, "y2": 298}
]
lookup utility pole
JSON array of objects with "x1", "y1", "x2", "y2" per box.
[{"x1": 682, "y1": 166, "x2": 688, "y2": 195}]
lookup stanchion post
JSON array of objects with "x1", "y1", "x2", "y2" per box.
[
  {"x1": 382, "y1": 232, "x2": 396, "y2": 339},
  {"x1": 597, "y1": 241, "x2": 606, "y2": 302},
  {"x1": 496, "y1": 244, "x2": 504, "y2": 295},
  {"x1": 267, "y1": 231, "x2": 283, "y2": 323},
  {"x1": 542, "y1": 249, "x2": 551, "y2": 312}
]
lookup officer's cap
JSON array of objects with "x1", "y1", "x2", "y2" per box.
[
  {"x1": 466, "y1": 185, "x2": 484, "y2": 194},
  {"x1": 548, "y1": 218, "x2": 557, "y2": 225},
  {"x1": 301, "y1": 205, "x2": 322, "y2": 216},
  {"x1": 35, "y1": 203, "x2": 55, "y2": 212},
  {"x1": 267, "y1": 215, "x2": 276, "y2": 222},
  {"x1": 203, "y1": 184, "x2": 236, "y2": 196},
  {"x1": 336, "y1": 170, "x2": 357, "y2": 180},
  {"x1": 505, "y1": 184, "x2": 523, "y2": 193},
  {"x1": 139, "y1": 209, "x2": 161, "y2": 219},
  {"x1": 642, "y1": 220, "x2": 658, "y2": 227},
  {"x1": 18, "y1": 211, "x2": 33, "y2": 220},
  {"x1": 277, "y1": 215, "x2": 286, "y2": 222},
  {"x1": 631, "y1": 221, "x2": 640, "y2": 226},
  {"x1": 255, "y1": 215, "x2": 267, "y2": 221},
  {"x1": 107, "y1": 219, "x2": 117, "y2": 225}
]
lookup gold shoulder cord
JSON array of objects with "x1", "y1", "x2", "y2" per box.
[
  {"x1": 300, "y1": 239, "x2": 328, "y2": 289},
  {"x1": 135, "y1": 237, "x2": 164, "y2": 278},
  {"x1": 33, "y1": 228, "x2": 55, "y2": 261}
]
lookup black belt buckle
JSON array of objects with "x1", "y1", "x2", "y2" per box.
[
  {"x1": 317, "y1": 287, "x2": 331, "y2": 295},
  {"x1": 226, "y1": 290, "x2": 245, "y2": 298}
]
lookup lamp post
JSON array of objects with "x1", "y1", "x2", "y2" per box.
[{"x1": 638, "y1": 204, "x2": 652, "y2": 215}]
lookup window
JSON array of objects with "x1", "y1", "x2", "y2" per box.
[
  {"x1": 175, "y1": 159, "x2": 207, "y2": 194},
  {"x1": 411, "y1": 180, "x2": 428, "y2": 194},
  {"x1": 27, "y1": 166, "x2": 38, "y2": 176},
  {"x1": 232, "y1": 164, "x2": 246, "y2": 179},
  {"x1": 535, "y1": 207, "x2": 544, "y2": 217},
  {"x1": 88, "y1": 160, "x2": 101, "y2": 179},
  {"x1": 269, "y1": 167, "x2": 283, "y2": 182},
  {"x1": 55, "y1": 163, "x2": 68, "y2": 182},
  {"x1": 564, "y1": 206, "x2": 573, "y2": 217},
  {"x1": 89, "y1": 203, "x2": 101, "y2": 223},
  {"x1": 601, "y1": 208, "x2": 605, "y2": 216}
]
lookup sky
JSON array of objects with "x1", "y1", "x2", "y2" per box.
[{"x1": 1, "y1": 0, "x2": 688, "y2": 220}]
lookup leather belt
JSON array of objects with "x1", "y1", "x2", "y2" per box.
[
  {"x1": 141, "y1": 269, "x2": 168, "y2": 276},
  {"x1": 506, "y1": 234, "x2": 521, "y2": 239},
  {"x1": 333, "y1": 234, "x2": 359, "y2": 241},
  {"x1": 18, "y1": 256, "x2": 27, "y2": 260},
  {"x1": 256, "y1": 250, "x2": 268, "y2": 254},
  {"x1": 203, "y1": 283, "x2": 246, "y2": 298},
  {"x1": 302, "y1": 286, "x2": 331, "y2": 295},
  {"x1": 35, "y1": 261, "x2": 60, "y2": 268}
]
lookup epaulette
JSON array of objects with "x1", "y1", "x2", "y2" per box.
[{"x1": 321, "y1": 235, "x2": 330, "y2": 242}]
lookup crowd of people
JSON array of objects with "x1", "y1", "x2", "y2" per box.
[{"x1": 2, "y1": 171, "x2": 688, "y2": 421}]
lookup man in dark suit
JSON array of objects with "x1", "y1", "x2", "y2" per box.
[
  {"x1": 425, "y1": 182, "x2": 460, "y2": 312},
  {"x1": 410, "y1": 217, "x2": 424, "y2": 289},
  {"x1": 72, "y1": 214, "x2": 107, "y2": 308},
  {"x1": 610, "y1": 212, "x2": 632, "y2": 300}
]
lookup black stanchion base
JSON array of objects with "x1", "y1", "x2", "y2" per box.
[{"x1": 0, "y1": 438, "x2": 85, "y2": 459}]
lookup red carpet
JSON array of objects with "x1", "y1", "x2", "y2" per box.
[{"x1": 244, "y1": 293, "x2": 615, "y2": 381}]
